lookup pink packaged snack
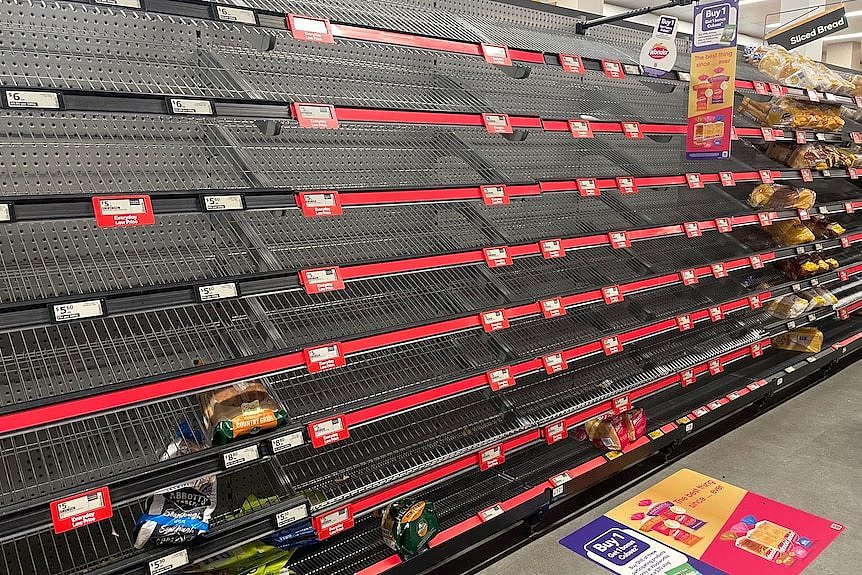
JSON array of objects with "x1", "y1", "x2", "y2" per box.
[{"x1": 648, "y1": 501, "x2": 707, "y2": 530}]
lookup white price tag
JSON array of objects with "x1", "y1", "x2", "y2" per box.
[
  {"x1": 149, "y1": 550, "x2": 189, "y2": 575},
  {"x1": 198, "y1": 282, "x2": 238, "y2": 302},
  {"x1": 825, "y1": 92, "x2": 838, "y2": 101},
  {"x1": 0, "y1": 203, "x2": 10, "y2": 222},
  {"x1": 203, "y1": 194, "x2": 244, "y2": 211},
  {"x1": 223, "y1": 444, "x2": 260, "y2": 469},
  {"x1": 785, "y1": 365, "x2": 796, "y2": 373},
  {"x1": 276, "y1": 504, "x2": 309, "y2": 528},
  {"x1": 215, "y1": 6, "x2": 256, "y2": 24},
  {"x1": 53, "y1": 300, "x2": 104, "y2": 322},
  {"x1": 271, "y1": 430, "x2": 305, "y2": 453},
  {"x1": 806, "y1": 356, "x2": 818, "y2": 363},
  {"x1": 169, "y1": 98, "x2": 213, "y2": 115},
  {"x1": 552, "y1": 485, "x2": 564, "y2": 497},
  {"x1": 479, "y1": 504, "x2": 504, "y2": 522},
  {"x1": 6, "y1": 90, "x2": 60, "y2": 109},
  {"x1": 550, "y1": 472, "x2": 572, "y2": 487},
  {"x1": 57, "y1": 492, "x2": 106, "y2": 520}
]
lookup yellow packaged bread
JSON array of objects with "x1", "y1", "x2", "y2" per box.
[
  {"x1": 748, "y1": 184, "x2": 815, "y2": 210},
  {"x1": 767, "y1": 219, "x2": 815, "y2": 246},
  {"x1": 737, "y1": 96, "x2": 844, "y2": 131},
  {"x1": 773, "y1": 327, "x2": 823, "y2": 352},
  {"x1": 764, "y1": 294, "x2": 808, "y2": 319}
]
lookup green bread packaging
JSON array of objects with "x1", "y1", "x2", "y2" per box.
[{"x1": 381, "y1": 500, "x2": 440, "y2": 558}]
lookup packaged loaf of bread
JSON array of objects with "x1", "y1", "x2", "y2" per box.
[
  {"x1": 764, "y1": 294, "x2": 808, "y2": 319},
  {"x1": 803, "y1": 215, "x2": 845, "y2": 239},
  {"x1": 773, "y1": 327, "x2": 823, "y2": 352},
  {"x1": 580, "y1": 407, "x2": 646, "y2": 452},
  {"x1": 199, "y1": 381, "x2": 288, "y2": 445},
  {"x1": 768, "y1": 219, "x2": 815, "y2": 246},
  {"x1": 737, "y1": 96, "x2": 843, "y2": 131},
  {"x1": 748, "y1": 183, "x2": 815, "y2": 210}
]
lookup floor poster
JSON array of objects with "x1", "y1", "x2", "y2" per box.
[{"x1": 560, "y1": 469, "x2": 843, "y2": 575}]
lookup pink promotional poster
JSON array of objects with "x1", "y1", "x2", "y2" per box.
[{"x1": 561, "y1": 469, "x2": 844, "y2": 575}]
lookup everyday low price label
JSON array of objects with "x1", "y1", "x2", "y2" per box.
[
  {"x1": 298, "y1": 191, "x2": 342, "y2": 217},
  {"x1": 601, "y1": 285, "x2": 623, "y2": 304},
  {"x1": 487, "y1": 367, "x2": 515, "y2": 391},
  {"x1": 308, "y1": 415, "x2": 349, "y2": 447},
  {"x1": 481, "y1": 44, "x2": 512, "y2": 66},
  {"x1": 760, "y1": 127, "x2": 775, "y2": 142},
  {"x1": 287, "y1": 14, "x2": 334, "y2": 43},
  {"x1": 759, "y1": 169, "x2": 774, "y2": 183},
  {"x1": 708, "y1": 358, "x2": 724, "y2": 375},
  {"x1": 616, "y1": 177, "x2": 637, "y2": 194},
  {"x1": 478, "y1": 445, "x2": 505, "y2": 470},
  {"x1": 93, "y1": 195, "x2": 155, "y2": 228},
  {"x1": 149, "y1": 550, "x2": 189, "y2": 575},
  {"x1": 621, "y1": 122, "x2": 642, "y2": 139},
  {"x1": 679, "y1": 269, "x2": 698, "y2": 286},
  {"x1": 749, "y1": 254, "x2": 764, "y2": 269},
  {"x1": 800, "y1": 168, "x2": 813, "y2": 182},
  {"x1": 223, "y1": 444, "x2": 260, "y2": 469},
  {"x1": 577, "y1": 178, "x2": 599, "y2": 196},
  {"x1": 685, "y1": 173, "x2": 703, "y2": 188},
  {"x1": 602, "y1": 336, "x2": 622, "y2": 356},
  {"x1": 300, "y1": 267, "x2": 344, "y2": 294},
  {"x1": 769, "y1": 82, "x2": 784, "y2": 97},
  {"x1": 711, "y1": 262, "x2": 727, "y2": 278},
  {"x1": 796, "y1": 130, "x2": 807, "y2": 144},
  {"x1": 608, "y1": 231, "x2": 630, "y2": 249},
  {"x1": 483, "y1": 246, "x2": 512, "y2": 267},
  {"x1": 303, "y1": 342, "x2": 346, "y2": 373},
  {"x1": 714, "y1": 217, "x2": 732, "y2": 233},
  {"x1": 292, "y1": 103, "x2": 339, "y2": 129},
  {"x1": 676, "y1": 314, "x2": 693, "y2": 331},
  {"x1": 719, "y1": 171, "x2": 735, "y2": 186},
  {"x1": 680, "y1": 368, "x2": 696, "y2": 387},
  {"x1": 540, "y1": 238, "x2": 563, "y2": 259},
  {"x1": 314, "y1": 506, "x2": 354, "y2": 540},
  {"x1": 753, "y1": 80, "x2": 769, "y2": 95},
  {"x1": 569, "y1": 119, "x2": 593, "y2": 138},
  {"x1": 540, "y1": 297, "x2": 566, "y2": 318},
  {"x1": 480, "y1": 309, "x2": 509, "y2": 332},
  {"x1": 53, "y1": 299, "x2": 104, "y2": 322},
  {"x1": 750, "y1": 342, "x2": 764, "y2": 358},
  {"x1": 757, "y1": 212, "x2": 772, "y2": 227},
  {"x1": 481, "y1": 184, "x2": 509, "y2": 205},
  {"x1": 559, "y1": 54, "x2": 585, "y2": 74},
  {"x1": 51, "y1": 487, "x2": 112, "y2": 534},
  {"x1": 482, "y1": 113, "x2": 513, "y2": 134},
  {"x1": 601, "y1": 60, "x2": 625, "y2": 79},
  {"x1": 612, "y1": 394, "x2": 631, "y2": 414},
  {"x1": 709, "y1": 305, "x2": 724, "y2": 322},
  {"x1": 545, "y1": 421, "x2": 568, "y2": 445},
  {"x1": 748, "y1": 294, "x2": 762, "y2": 309},
  {"x1": 683, "y1": 221, "x2": 701, "y2": 238},
  {"x1": 542, "y1": 352, "x2": 567, "y2": 374}
]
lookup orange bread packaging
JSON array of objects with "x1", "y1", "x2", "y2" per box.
[{"x1": 580, "y1": 408, "x2": 647, "y2": 451}]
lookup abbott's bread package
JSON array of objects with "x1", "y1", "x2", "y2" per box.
[
  {"x1": 748, "y1": 183, "x2": 815, "y2": 210},
  {"x1": 737, "y1": 96, "x2": 843, "y2": 131},
  {"x1": 579, "y1": 408, "x2": 646, "y2": 451},
  {"x1": 199, "y1": 381, "x2": 288, "y2": 445},
  {"x1": 773, "y1": 327, "x2": 823, "y2": 352},
  {"x1": 745, "y1": 44, "x2": 854, "y2": 94}
]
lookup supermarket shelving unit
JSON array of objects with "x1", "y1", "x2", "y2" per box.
[{"x1": 2, "y1": 0, "x2": 862, "y2": 574}]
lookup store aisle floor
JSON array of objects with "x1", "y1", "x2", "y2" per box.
[{"x1": 478, "y1": 360, "x2": 862, "y2": 575}]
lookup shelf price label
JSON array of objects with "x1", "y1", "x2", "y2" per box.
[
  {"x1": 708, "y1": 357, "x2": 724, "y2": 375},
  {"x1": 758, "y1": 169, "x2": 774, "y2": 184},
  {"x1": 679, "y1": 269, "x2": 698, "y2": 286},
  {"x1": 838, "y1": 307, "x2": 850, "y2": 320},
  {"x1": 841, "y1": 236, "x2": 851, "y2": 248},
  {"x1": 0, "y1": 203, "x2": 11, "y2": 222},
  {"x1": 711, "y1": 262, "x2": 728, "y2": 278},
  {"x1": 806, "y1": 89, "x2": 820, "y2": 102},
  {"x1": 748, "y1": 294, "x2": 763, "y2": 310},
  {"x1": 270, "y1": 430, "x2": 306, "y2": 454},
  {"x1": 568, "y1": 119, "x2": 593, "y2": 138},
  {"x1": 602, "y1": 335, "x2": 623, "y2": 356},
  {"x1": 683, "y1": 221, "x2": 701, "y2": 238},
  {"x1": 223, "y1": 444, "x2": 260, "y2": 469},
  {"x1": 483, "y1": 246, "x2": 512, "y2": 267},
  {"x1": 542, "y1": 352, "x2": 567, "y2": 374},
  {"x1": 95, "y1": 0, "x2": 143, "y2": 8},
  {"x1": 550, "y1": 471, "x2": 572, "y2": 490},
  {"x1": 313, "y1": 506, "x2": 354, "y2": 540},
  {"x1": 540, "y1": 297, "x2": 566, "y2": 318},
  {"x1": 478, "y1": 504, "x2": 505, "y2": 522},
  {"x1": 749, "y1": 254, "x2": 764, "y2": 269},
  {"x1": 675, "y1": 314, "x2": 693, "y2": 332},
  {"x1": 275, "y1": 503, "x2": 310, "y2": 528},
  {"x1": 51, "y1": 487, "x2": 112, "y2": 534},
  {"x1": 308, "y1": 415, "x2": 349, "y2": 448},
  {"x1": 168, "y1": 98, "x2": 213, "y2": 115},
  {"x1": 292, "y1": 103, "x2": 339, "y2": 129},
  {"x1": 680, "y1": 368, "x2": 696, "y2": 387},
  {"x1": 481, "y1": 184, "x2": 509, "y2": 205},
  {"x1": 298, "y1": 191, "x2": 342, "y2": 217},
  {"x1": 92, "y1": 195, "x2": 155, "y2": 228},
  {"x1": 709, "y1": 305, "x2": 724, "y2": 322},
  {"x1": 760, "y1": 127, "x2": 775, "y2": 142},
  {"x1": 544, "y1": 421, "x2": 568, "y2": 445},
  {"x1": 601, "y1": 59, "x2": 625, "y2": 79},
  {"x1": 149, "y1": 550, "x2": 189, "y2": 575},
  {"x1": 852, "y1": 133, "x2": 862, "y2": 144},
  {"x1": 797, "y1": 208, "x2": 811, "y2": 221},
  {"x1": 719, "y1": 171, "x2": 735, "y2": 186},
  {"x1": 198, "y1": 282, "x2": 238, "y2": 302},
  {"x1": 300, "y1": 267, "x2": 344, "y2": 294},
  {"x1": 481, "y1": 43, "x2": 512, "y2": 66},
  {"x1": 540, "y1": 238, "x2": 564, "y2": 259},
  {"x1": 685, "y1": 173, "x2": 704, "y2": 188},
  {"x1": 481, "y1": 113, "x2": 513, "y2": 134},
  {"x1": 5, "y1": 89, "x2": 61, "y2": 109},
  {"x1": 612, "y1": 394, "x2": 631, "y2": 414},
  {"x1": 757, "y1": 212, "x2": 772, "y2": 227},
  {"x1": 621, "y1": 122, "x2": 643, "y2": 139},
  {"x1": 287, "y1": 14, "x2": 334, "y2": 43},
  {"x1": 616, "y1": 176, "x2": 637, "y2": 194},
  {"x1": 608, "y1": 231, "x2": 630, "y2": 249},
  {"x1": 486, "y1": 367, "x2": 515, "y2": 391},
  {"x1": 796, "y1": 130, "x2": 807, "y2": 144},
  {"x1": 839, "y1": 269, "x2": 849, "y2": 282},
  {"x1": 850, "y1": 168, "x2": 859, "y2": 180},
  {"x1": 769, "y1": 83, "x2": 784, "y2": 97},
  {"x1": 601, "y1": 285, "x2": 623, "y2": 305},
  {"x1": 303, "y1": 342, "x2": 346, "y2": 373},
  {"x1": 559, "y1": 54, "x2": 585, "y2": 74},
  {"x1": 750, "y1": 342, "x2": 764, "y2": 358},
  {"x1": 52, "y1": 299, "x2": 104, "y2": 323},
  {"x1": 753, "y1": 81, "x2": 769, "y2": 95},
  {"x1": 800, "y1": 168, "x2": 813, "y2": 182},
  {"x1": 714, "y1": 217, "x2": 732, "y2": 233},
  {"x1": 202, "y1": 194, "x2": 244, "y2": 211},
  {"x1": 576, "y1": 178, "x2": 599, "y2": 196},
  {"x1": 480, "y1": 309, "x2": 510, "y2": 332},
  {"x1": 478, "y1": 444, "x2": 505, "y2": 470},
  {"x1": 844, "y1": 201, "x2": 855, "y2": 214},
  {"x1": 215, "y1": 5, "x2": 257, "y2": 24}
]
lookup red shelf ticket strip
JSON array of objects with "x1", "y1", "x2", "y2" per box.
[{"x1": 4, "y1": 231, "x2": 860, "y2": 435}]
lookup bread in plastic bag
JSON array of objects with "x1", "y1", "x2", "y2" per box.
[
  {"x1": 198, "y1": 381, "x2": 288, "y2": 445},
  {"x1": 767, "y1": 219, "x2": 815, "y2": 246},
  {"x1": 579, "y1": 407, "x2": 646, "y2": 451},
  {"x1": 773, "y1": 327, "x2": 823, "y2": 352},
  {"x1": 748, "y1": 183, "x2": 815, "y2": 210}
]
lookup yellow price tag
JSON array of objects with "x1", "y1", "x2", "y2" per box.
[
  {"x1": 648, "y1": 429, "x2": 664, "y2": 440},
  {"x1": 606, "y1": 450, "x2": 623, "y2": 461}
]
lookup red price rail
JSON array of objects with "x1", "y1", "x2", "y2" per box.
[{"x1": 0, "y1": 228, "x2": 854, "y2": 436}]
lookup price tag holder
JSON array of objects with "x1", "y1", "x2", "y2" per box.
[
  {"x1": 621, "y1": 121, "x2": 643, "y2": 139},
  {"x1": 550, "y1": 471, "x2": 572, "y2": 487},
  {"x1": 483, "y1": 246, "x2": 512, "y2": 267},
  {"x1": 197, "y1": 282, "x2": 239, "y2": 302},
  {"x1": 680, "y1": 368, "x2": 696, "y2": 387},
  {"x1": 825, "y1": 92, "x2": 838, "y2": 102},
  {"x1": 748, "y1": 294, "x2": 763, "y2": 310},
  {"x1": 298, "y1": 191, "x2": 342, "y2": 217},
  {"x1": 275, "y1": 502, "x2": 310, "y2": 529},
  {"x1": 709, "y1": 305, "x2": 724, "y2": 322},
  {"x1": 800, "y1": 168, "x2": 813, "y2": 182},
  {"x1": 308, "y1": 415, "x2": 349, "y2": 447},
  {"x1": 757, "y1": 212, "x2": 772, "y2": 227},
  {"x1": 544, "y1": 421, "x2": 568, "y2": 445},
  {"x1": 482, "y1": 113, "x2": 513, "y2": 134},
  {"x1": 719, "y1": 171, "x2": 735, "y2": 186},
  {"x1": 303, "y1": 342, "x2": 346, "y2": 373},
  {"x1": 0, "y1": 203, "x2": 12, "y2": 223},
  {"x1": 608, "y1": 231, "x2": 630, "y2": 249},
  {"x1": 686, "y1": 173, "x2": 704, "y2": 189},
  {"x1": 5, "y1": 89, "x2": 61, "y2": 109},
  {"x1": 680, "y1": 269, "x2": 698, "y2": 286},
  {"x1": 51, "y1": 487, "x2": 112, "y2": 534},
  {"x1": 797, "y1": 208, "x2": 810, "y2": 221},
  {"x1": 568, "y1": 119, "x2": 593, "y2": 138},
  {"x1": 601, "y1": 285, "x2": 623, "y2": 305},
  {"x1": 168, "y1": 97, "x2": 213, "y2": 115},
  {"x1": 806, "y1": 89, "x2": 820, "y2": 102},
  {"x1": 52, "y1": 299, "x2": 104, "y2": 323},
  {"x1": 602, "y1": 336, "x2": 623, "y2": 356},
  {"x1": 795, "y1": 130, "x2": 807, "y2": 144},
  {"x1": 540, "y1": 238, "x2": 564, "y2": 259},
  {"x1": 559, "y1": 54, "x2": 586, "y2": 74},
  {"x1": 270, "y1": 429, "x2": 306, "y2": 454},
  {"x1": 841, "y1": 236, "x2": 851, "y2": 248},
  {"x1": 822, "y1": 169, "x2": 832, "y2": 177},
  {"x1": 486, "y1": 367, "x2": 515, "y2": 391},
  {"x1": 540, "y1": 297, "x2": 566, "y2": 318},
  {"x1": 616, "y1": 176, "x2": 637, "y2": 194},
  {"x1": 676, "y1": 314, "x2": 693, "y2": 332},
  {"x1": 683, "y1": 221, "x2": 702, "y2": 238},
  {"x1": 481, "y1": 44, "x2": 512, "y2": 66},
  {"x1": 708, "y1": 358, "x2": 724, "y2": 375},
  {"x1": 479, "y1": 504, "x2": 505, "y2": 522},
  {"x1": 711, "y1": 262, "x2": 728, "y2": 278},
  {"x1": 844, "y1": 201, "x2": 855, "y2": 214},
  {"x1": 480, "y1": 309, "x2": 509, "y2": 332},
  {"x1": 478, "y1": 444, "x2": 505, "y2": 471},
  {"x1": 287, "y1": 14, "x2": 334, "y2": 43},
  {"x1": 214, "y1": 5, "x2": 257, "y2": 24},
  {"x1": 313, "y1": 506, "x2": 354, "y2": 540},
  {"x1": 300, "y1": 267, "x2": 344, "y2": 294},
  {"x1": 749, "y1": 254, "x2": 764, "y2": 269},
  {"x1": 715, "y1": 217, "x2": 732, "y2": 233},
  {"x1": 481, "y1": 184, "x2": 509, "y2": 205},
  {"x1": 758, "y1": 169, "x2": 774, "y2": 184},
  {"x1": 223, "y1": 444, "x2": 260, "y2": 469},
  {"x1": 292, "y1": 103, "x2": 339, "y2": 129},
  {"x1": 760, "y1": 127, "x2": 775, "y2": 142},
  {"x1": 202, "y1": 194, "x2": 244, "y2": 211},
  {"x1": 93, "y1": 195, "x2": 155, "y2": 228},
  {"x1": 95, "y1": 0, "x2": 142, "y2": 8},
  {"x1": 753, "y1": 81, "x2": 769, "y2": 95},
  {"x1": 149, "y1": 550, "x2": 189, "y2": 575},
  {"x1": 751, "y1": 342, "x2": 764, "y2": 358},
  {"x1": 612, "y1": 394, "x2": 631, "y2": 414},
  {"x1": 542, "y1": 352, "x2": 567, "y2": 374},
  {"x1": 852, "y1": 133, "x2": 862, "y2": 144},
  {"x1": 576, "y1": 178, "x2": 600, "y2": 196},
  {"x1": 601, "y1": 60, "x2": 625, "y2": 79},
  {"x1": 769, "y1": 83, "x2": 784, "y2": 97},
  {"x1": 850, "y1": 167, "x2": 859, "y2": 180}
]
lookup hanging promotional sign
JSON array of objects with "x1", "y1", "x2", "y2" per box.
[
  {"x1": 686, "y1": 0, "x2": 739, "y2": 160},
  {"x1": 765, "y1": 5, "x2": 847, "y2": 50},
  {"x1": 640, "y1": 16, "x2": 679, "y2": 77}
]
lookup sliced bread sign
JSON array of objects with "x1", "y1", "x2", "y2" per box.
[{"x1": 639, "y1": 16, "x2": 679, "y2": 77}]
